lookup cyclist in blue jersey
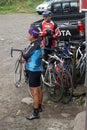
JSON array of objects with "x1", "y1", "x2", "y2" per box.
[{"x1": 22, "y1": 25, "x2": 43, "y2": 120}]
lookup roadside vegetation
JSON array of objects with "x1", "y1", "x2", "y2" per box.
[{"x1": 0, "y1": 0, "x2": 43, "y2": 14}]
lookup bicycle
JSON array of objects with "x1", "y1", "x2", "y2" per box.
[
  {"x1": 75, "y1": 41, "x2": 86, "y2": 84},
  {"x1": 47, "y1": 44, "x2": 74, "y2": 104},
  {"x1": 69, "y1": 41, "x2": 86, "y2": 85},
  {"x1": 11, "y1": 47, "x2": 33, "y2": 98},
  {"x1": 41, "y1": 48, "x2": 64, "y2": 102}
]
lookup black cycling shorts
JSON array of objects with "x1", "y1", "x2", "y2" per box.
[{"x1": 27, "y1": 70, "x2": 41, "y2": 87}]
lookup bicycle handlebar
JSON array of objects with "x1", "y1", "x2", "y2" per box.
[
  {"x1": 48, "y1": 54, "x2": 64, "y2": 64},
  {"x1": 11, "y1": 47, "x2": 22, "y2": 57}
]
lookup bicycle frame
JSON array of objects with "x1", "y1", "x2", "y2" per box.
[
  {"x1": 48, "y1": 53, "x2": 65, "y2": 76},
  {"x1": 76, "y1": 46, "x2": 85, "y2": 69},
  {"x1": 48, "y1": 50, "x2": 73, "y2": 86},
  {"x1": 41, "y1": 58, "x2": 54, "y2": 87}
]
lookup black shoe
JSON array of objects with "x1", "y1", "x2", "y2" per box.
[{"x1": 26, "y1": 113, "x2": 39, "y2": 120}]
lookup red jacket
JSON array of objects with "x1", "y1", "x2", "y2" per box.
[{"x1": 39, "y1": 20, "x2": 60, "y2": 47}]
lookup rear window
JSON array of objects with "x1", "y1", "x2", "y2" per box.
[
  {"x1": 62, "y1": 2, "x2": 70, "y2": 13},
  {"x1": 52, "y1": 1, "x2": 79, "y2": 14}
]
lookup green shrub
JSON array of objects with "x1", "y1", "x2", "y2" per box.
[{"x1": 0, "y1": 0, "x2": 43, "y2": 13}]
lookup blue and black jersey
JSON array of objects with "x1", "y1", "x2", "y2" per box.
[{"x1": 22, "y1": 40, "x2": 42, "y2": 72}]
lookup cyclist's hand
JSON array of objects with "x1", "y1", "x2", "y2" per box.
[
  {"x1": 21, "y1": 57, "x2": 25, "y2": 62},
  {"x1": 39, "y1": 31, "x2": 47, "y2": 37},
  {"x1": 22, "y1": 48, "x2": 26, "y2": 54},
  {"x1": 53, "y1": 34, "x2": 58, "y2": 39},
  {"x1": 46, "y1": 30, "x2": 52, "y2": 35}
]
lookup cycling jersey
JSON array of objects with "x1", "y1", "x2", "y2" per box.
[
  {"x1": 22, "y1": 40, "x2": 42, "y2": 72},
  {"x1": 41, "y1": 20, "x2": 58, "y2": 34},
  {"x1": 39, "y1": 20, "x2": 60, "y2": 47}
]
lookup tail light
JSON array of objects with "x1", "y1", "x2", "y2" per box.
[{"x1": 78, "y1": 21, "x2": 85, "y2": 36}]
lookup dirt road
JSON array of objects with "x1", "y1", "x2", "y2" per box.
[{"x1": 0, "y1": 13, "x2": 83, "y2": 130}]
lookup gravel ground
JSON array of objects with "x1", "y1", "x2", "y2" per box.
[{"x1": 0, "y1": 13, "x2": 83, "y2": 130}]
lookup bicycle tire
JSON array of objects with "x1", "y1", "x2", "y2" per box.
[
  {"x1": 76, "y1": 59, "x2": 86, "y2": 84},
  {"x1": 62, "y1": 70, "x2": 73, "y2": 104},
  {"x1": 46, "y1": 68, "x2": 64, "y2": 102},
  {"x1": 14, "y1": 59, "x2": 22, "y2": 87}
]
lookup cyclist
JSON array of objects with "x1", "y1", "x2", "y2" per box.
[
  {"x1": 22, "y1": 25, "x2": 43, "y2": 120},
  {"x1": 39, "y1": 11, "x2": 60, "y2": 61}
]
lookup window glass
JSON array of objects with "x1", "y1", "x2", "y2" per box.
[
  {"x1": 52, "y1": 1, "x2": 79, "y2": 14},
  {"x1": 70, "y1": 1, "x2": 79, "y2": 12},
  {"x1": 53, "y1": 3, "x2": 62, "y2": 13},
  {"x1": 70, "y1": 2, "x2": 78, "y2": 7},
  {"x1": 62, "y1": 2, "x2": 70, "y2": 13}
]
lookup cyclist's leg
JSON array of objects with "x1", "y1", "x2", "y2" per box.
[
  {"x1": 26, "y1": 71, "x2": 43, "y2": 120},
  {"x1": 38, "y1": 86, "x2": 43, "y2": 112}
]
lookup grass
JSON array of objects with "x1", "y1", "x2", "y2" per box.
[{"x1": 0, "y1": 0, "x2": 43, "y2": 14}]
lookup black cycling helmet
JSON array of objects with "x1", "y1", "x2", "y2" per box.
[{"x1": 42, "y1": 11, "x2": 52, "y2": 17}]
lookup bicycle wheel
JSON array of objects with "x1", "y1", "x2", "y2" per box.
[
  {"x1": 76, "y1": 58, "x2": 86, "y2": 84},
  {"x1": 14, "y1": 59, "x2": 22, "y2": 87},
  {"x1": 46, "y1": 68, "x2": 64, "y2": 103},
  {"x1": 62, "y1": 70, "x2": 73, "y2": 104}
]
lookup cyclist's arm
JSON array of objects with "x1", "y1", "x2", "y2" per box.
[
  {"x1": 22, "y1": 43, "x2": 39, "y2": 61},
  {"x1": 22, "y1": 46, "x2": 34, "y2": 60},
  {"x1": 53, "y1": 22, "x2": 61, "y2": 39}
]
